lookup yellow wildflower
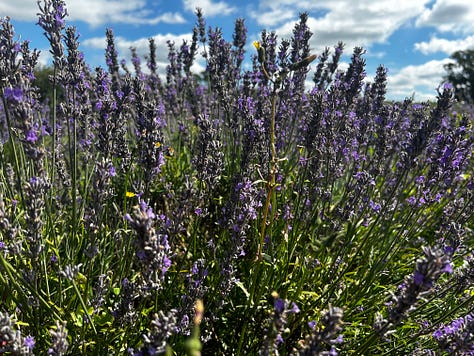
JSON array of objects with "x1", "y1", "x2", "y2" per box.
[{"x1": 253, "y1": 40, "x2": 266, "y2": 64}]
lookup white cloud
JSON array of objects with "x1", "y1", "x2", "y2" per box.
[
  {"x1": 182, "y1": 0, "x2": 236, "y2": 17},
  {"x1": 248, "y1": 7, "x2": 295, "y2": 27},
  {"x1": 387, "y1": 58, "x2": 452, "y2": 101},
  {"x1": 68, "y1": 1, "x2": 186, "y2": 27},
  {"x1": 304, "y1": 57, "x2": 448, "y2": 101},
  {"x1": 251, "y1": 0, "x2": 430, "y2": 57},
  {"x1": 414, "y1": 35, "x2": 474, "y2": 55},
  {"x1": 248, "y1": 0, "x2": 323, "y2": 26},
  {"x1": 36, "y1": 49, "x2": 51, "y2": 67},
  {"x1": 82, "y1": 31, "x2": 206, "y2": 76},
  {"x1": 416, "y1": 0, "x2": 474, "y2": 34},
  {"x1": 84, "y1": 32, "x2": 193, "y2": 61},
  {"x1": 0, "y1": 0, "x2": 38, "y2": 21},
  {"x1": 1, "y1": 0, "x2": 186, "y2": 27}
]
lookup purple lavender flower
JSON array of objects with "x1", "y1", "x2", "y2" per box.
[
  {"x1": 126, "y1": 200, "x2": 172, "y2": 293},
  {"x1": 192, "y1": 114, "x2": 224, "y2": 189},
  {"x1": 232, "y1": 18, "x2": 247, "y2": 76},
  {"x1": 24, "y1": 335, "x2": 35, "y2": 351},
  {"x1": 3, "y1": 87, "x2": 23, "y2": 102},
  {"x1": 48, "y1": 321, "x2": 68, "y2": 355},
  {"x1": 288, "y1": 12, "x2": 313, "y2": 92},
  {"x1": 1, "y1": 18, "x2": 21, "y2": 86},
  {"x1": 37, "y1": 0, "x2": 67, "y2": 65},
  {"x1": 134, "y1": 310, "x2": 178, "y2": 355},
  {"x1": 25, "y1": 127, "x2": 38, "y2": 143},
  {"x1": 206, "y1": 26, "x2": 233, "y2": 99},
  {"x1": 260, "y1": 292, "x2": 301, "y2": 355},
  {"x1": 195, "y1": 8, "x2": 206, "y2": 45},
  {"x1": 297, "y1": 306, "x2": 344, "y2": 355},
  {"x1": 434, "y1": 313, "x2": 474, "y2": 354},
  {"x1": 105, "y1": 28, "x2": 119, "y2": 76},
  {"x1": 376, "y1": 247, "x2": 452, "y2": 335},
  {"x1": 133, "y1": 77, "x2": 166, "y2": 188},
  {"x1": 24, "y1": 175, "x2": 49, "y2": 258}
]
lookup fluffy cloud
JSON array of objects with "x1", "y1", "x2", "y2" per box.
[
  {"x1": 251, "y1": 0, "x2": 430, "y2": 55},
  {"x1": 0, "y1": 0, "x2": 39, "y2": 21},
  {"x1": 414, "y1": 35, "x2": 474, "y2": 55},
  {"x1": 0, "y1": 0, "x2": 186, "y2": 27},
  {"x1": 82, "y1": 31, "x2": 205, "y2": 75},
  {"x1": 416, "y1": 0, "x2": 474, "y2": 34},
  {"x1": 69, "y1": 1, "x2": 186, "y2": 27},
  {"x1": 83, "y1": 32, "x2": 192, "y2": 61},
  {"x1": 182, "y1": 0, "x2": 236, "y2": 17},
  {"x1": 387, "y1": 58, "x2": 452, "y2": 101}
]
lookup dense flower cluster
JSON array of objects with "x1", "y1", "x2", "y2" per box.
[
  {"x1": 433, "y1": 313, "x2": 474, "y2": 353},
  {"x1": 125, "y1": 200, "x2": 172, "y2": 294},
  {"x1": 374, "y1": 247, "x2": 453, "y2": 336}
]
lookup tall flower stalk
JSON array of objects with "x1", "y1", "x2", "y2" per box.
[{"x1": 252, "y1": 38, "x2": 317, "y2": 260}]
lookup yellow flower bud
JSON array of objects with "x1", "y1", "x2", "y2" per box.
[{"x1": 253, "y1": 40, "x2": 266, "y2": 64}]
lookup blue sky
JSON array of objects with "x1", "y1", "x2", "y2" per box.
[{"x1": 2, "y1": 0, "x2": 474, "y2": 101}]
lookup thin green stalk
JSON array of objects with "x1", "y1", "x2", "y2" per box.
[
  {"x1": 257, "y1": 87, "x2": 278, "y2": 260},
  {"x1": 1, "y1": 95, "x2": 25, "y2": 206},
  {"x1": 236, "y1": 260, "x2": 264, "y2": 354},
  {"x1": 72, "y1": 99, "x2": 78, "y2": 258},
  {"x1": 65, "y1": 89, "x2": 78, "y2": 261},
  {"x1": 50, "y1": 65, "x2": 58, "y2": 209},
  {"x1": 0, "y1": 253, "x2": 62, "y2": 321},
  {"x1": 42, "y1": 249, "x2": 51, "y2": 299},
  {"x1": 309, "y1": 169, "x2": 409, "y2": 310},
  {"x1": 239, "y1": 68, "x2": 280, "y2": 353},
  {"x1": 71, "y1": 278, "x2": 97, "y2": 335}
]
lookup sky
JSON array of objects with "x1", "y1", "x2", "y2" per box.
[{"x1": 2, "y1": 0, "x2": 474, "y2": 101}]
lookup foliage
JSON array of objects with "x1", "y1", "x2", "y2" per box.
[
  {"x1": 443, "y1": 49, "x2": 474, "y2": 104},
  {"x1": 1, "y1": 1, "x2": 474, "y2": 355},
  {"x1": 33, "y1": 65, "x2": 64, "y2": 105}
]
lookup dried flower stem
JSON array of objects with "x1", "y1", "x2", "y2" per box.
[{"x1": 257, "y1": 86, "x2": 278, "y2": 260}]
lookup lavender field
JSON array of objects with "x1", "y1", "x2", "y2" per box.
[{"x1": 1, "y1": 0, "x2": 474, "y2": 354}]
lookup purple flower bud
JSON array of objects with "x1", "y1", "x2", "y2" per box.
[
  {"x1": 274, "y1": 298, "x2": 285, "y2": 313},
  {"x1": 414, "y1": 270, "x2": 424, "y2": 286},
  {"x1": 24, "y1": 335, "x2": 35, "y2": 350},
  {"x1": 4, "y1": 87, "x2": 23, "y2": 102},
  {"x1": 108, "y1": 165, "x2": 116, "y2": 177},
  {"x1": 26, "y1": 129, "x2": 38, "y2": 143}
]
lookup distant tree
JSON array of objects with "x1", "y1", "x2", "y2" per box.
[
  {"x1": 33, "y1": 65, "x2": 64, "y2": 104},
  {"x1": 443, "y1": 49, "x2": 474, "y2": 104}
]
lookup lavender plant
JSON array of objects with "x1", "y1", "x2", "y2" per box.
[{"x1": 0, "y1": 2, "x2": 473, "y2": 355}]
